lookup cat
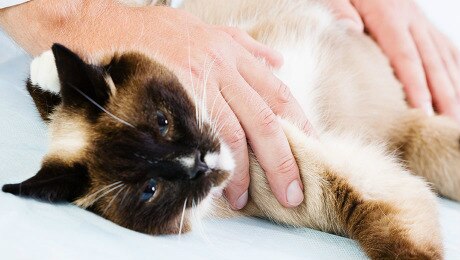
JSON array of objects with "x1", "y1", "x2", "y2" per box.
[{"x1": 3, "y1": 0, "x2": 460, "y2": 259}]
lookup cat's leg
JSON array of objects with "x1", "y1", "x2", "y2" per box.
[
  {"x1": 242, "y1": 120, "x2": 443, "y2": 260},
  {"x1": 390, "y1": 110, "x2": 460, "y2": 201}
]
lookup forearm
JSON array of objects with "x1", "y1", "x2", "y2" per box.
[{"x1": 0, "y1": 0, "x2": 156, "y2": 56}]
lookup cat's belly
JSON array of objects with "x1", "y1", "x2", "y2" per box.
[
  {"x1": 274, "y1": 45, "x2": 322, "y2": 131},
  {"x1": 271, "y1": 25, "x2": 408, "y2": 140}
]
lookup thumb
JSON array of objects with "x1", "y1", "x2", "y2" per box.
[{"x1": 328, "y1": 0, "x2": 364, "y2": 32}]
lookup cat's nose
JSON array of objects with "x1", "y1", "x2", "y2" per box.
[{"x1": 187, "y1": 151, "x2": 209, "y2": 180}]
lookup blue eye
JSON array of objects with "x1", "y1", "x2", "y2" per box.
[
  {"x1": 156, "y1": 111, "x2": 169, "y2": 136},
  {"x1": 140, "y1": 178, "x2": 157, "y2": 202}
]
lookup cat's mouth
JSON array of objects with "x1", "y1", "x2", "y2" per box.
[
  {"x1": 201, "y1": 168, "x2": 231, "y2": 194},
  {"x1": 184, "y1": 142, "x2": 235, "y2": 201}
]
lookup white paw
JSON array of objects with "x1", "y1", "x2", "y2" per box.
[{"x1": 30, "y1": 50, "x2": 60, "y2": 93}]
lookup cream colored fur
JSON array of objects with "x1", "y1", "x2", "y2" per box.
[
  {"x1": 178, "y1": 0, "x2": 460, "y2": 258},
  {"x1": 29, "y1": 0, "x2": 460, "y2": 258}
]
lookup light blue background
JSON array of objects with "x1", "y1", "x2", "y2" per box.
[{"x1": 0, "y1": 1, "x2": 459, "y2": 259}]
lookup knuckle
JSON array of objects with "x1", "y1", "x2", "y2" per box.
[
  {"x1": 276, "y1": 82, "x2": 292, "y2": 104},
  {"x1": 441, "y1": 95, "x2": 458, "y2": 109},
  {"x1": 299, "y1": 120, "x2": 312, "y2": 133},
  {"x1": 215, "y1": 29, "x2": 232, "y2": 40},
  {"x1": 189, "y1": 63, "x2": 202, "y2": 80},
  {"x1": 178, "y1": 59, "x2": 202, "y2": 81},
  {"x1": 231, "y1": 169, "x2": 251, "y2": 189},
  {"x1": 234, "y1": 28, "x2": 249, "y2": 39},
  {"x1": 226, "y1": 126, "x2": 247, "y2": 151},
  {"x1": 394, "y1": 48, "x2": 420, "y2": 64},
  {"x1": 423, "y1": 53, "x2": 443, "y2": 70},
  {"x1": 224, "y1": 26, "x2": 246, "y2": 38},
  {"x1": 206, "y1": 45, "x2": 228, "y2": 68},
  {"x1": 274, "y1": 154, "x2": 298, "y2": 176},
  {"x1": 408, "y1": 88, "x2": 431, "y2": 103},
  {"x1": 256, "y1": 106, "x2": 279, "y2": 135}
]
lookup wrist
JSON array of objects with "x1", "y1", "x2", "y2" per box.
[{"x1": 0, "y1": 0, "x2": 126, "y2": 55}]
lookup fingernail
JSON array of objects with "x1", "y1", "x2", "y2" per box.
[
  {"x1": 235, "y1": 190, "x2": 248, "y2": 210},
  {"x1": 286, "y1": 180, "x2": 304, "y2": 206},
  {"x1": 423, "y1": 102, "x2": 435, "y2": 116},
  {"x1": 339, "y1": 19, "x2": 364, "y2": 32}
]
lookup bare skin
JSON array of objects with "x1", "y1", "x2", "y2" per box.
[
  {"x1": 330, "y1": 0, "x2": 460, "y2": 122},
  {"x1": 2, "y1": 0, "x2": 458, "y2": 211},
  {"x1": 0, "y1": 0, "x2": 310, "y2": 210}
]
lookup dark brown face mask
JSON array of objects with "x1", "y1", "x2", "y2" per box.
[{"x1": 2, "y1": 44, "x2": 232, "y2": 235}]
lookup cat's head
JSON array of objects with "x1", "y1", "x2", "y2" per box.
[{"x1": 2, "y1": 44, "x2": 234, "y2": 234}]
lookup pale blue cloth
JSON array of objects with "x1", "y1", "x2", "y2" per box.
[
  {"x1": 1, "y1": 4, "x2": 460, "y2": 258},
  {"x1": 0, "y1": 0, "x2": 30, "y2": 8},
  {"x1": 0, "y1": 32, "x2": 459, "y2": 260}
]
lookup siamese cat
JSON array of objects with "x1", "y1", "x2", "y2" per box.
[{"x1": 4, "y1": 0, "x2": 460, "y2": 259}]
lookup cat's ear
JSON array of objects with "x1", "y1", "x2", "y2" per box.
[
  {"x1": 2, "y1": 162, "x2": 89, "y2": 202},
  {"x1": 104, "y1": 52, "x2": 152, "y2": 86},
  {"x1": 51, "y1": 43, "x2": 112, "y2": 112}
]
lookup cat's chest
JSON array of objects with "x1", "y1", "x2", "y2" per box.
[{"x1": 274, "y1": 44, "x2": 321, "y2": 126}]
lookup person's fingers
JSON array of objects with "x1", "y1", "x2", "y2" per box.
[
  {"x1": 219, "y1": 74, "x2": 304, "y2": 208},
  {"x1": 367, "y1": 20, "x2": 433, "y2": 115},
  {"x1": 329, "y1": 0, "x2": 364, "y2": 31},
  {"x1": 411, "y1": 23, "x2": 460, "y2": 122},
  {"x1": 431, "y1": 29, "x2": 460, "y2": 100},
  {"x1": 440, "y1": 31, "x2": 460, "y2": 80},
  {"x1": 216, "y1": 26, "x2": 284, "y2": 68},
  {"x1": 209, "y1": 92, "x2": 251, "y2": 210},
  {"x1": 237, "y1": 55, "x2": 314, "y2": 135},
  {"x1": 452, "y1": 43, "x2": 460, "y2": 69}
]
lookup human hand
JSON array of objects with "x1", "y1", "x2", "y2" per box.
[
  {"x1": 0, "y1": 0, "x2": 310, "y2": 209},
  {"x1": 330, "y1": 0, "x2": 460, "y2": 122},
  {"x1": 144, "y1": 8, "x2": 309, "y2": 209}
]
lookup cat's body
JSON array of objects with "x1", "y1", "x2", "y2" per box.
[
  {"x1": 3, "y1": 0, "x2": 460, "y2": 259},
  {"x1": 183, "y1": 1, "x2": 460, "y2": 258}
]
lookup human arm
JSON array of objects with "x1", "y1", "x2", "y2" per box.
[{"x1": 0, "y1": 0, "x2": 310, "y2": 209}]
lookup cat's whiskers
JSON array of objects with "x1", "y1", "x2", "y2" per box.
[
  {"x1": 191, "y1": 197, "x2": 210, "y2": 243},
  {"x1": 82, "y1": 181, "x2": 121, "y2": 200},
  {"x1": 184, "y1": 17, "x2": 200, "y2": 130},
  {"x1": 212, "y1": 89, "x2": 248, "y2": 133},
  {"x1": 102, "y1": 185, "x2": 126, "y2": 216},
  {"x1": 119, "y1": 186, "x2": 131, "y2": 207},
  {"x1": 75, "y1": 181, "x2": 124, "y2": 208},
  {"x1": 208, "y1": 83, "x2": 238, "y2": 138},
  {"x1": 134, "y1": 153, "x2": 159, "y2": 165},
  {"x1": 213, "y1": 90, "x2": 254, "y2": 135},
  {"x1": 197, "y1": 54, "x2": 208, "y2": 133},
  {"x1": 88, "y1": 183, "x2": 125, "y2": 208},
  {"x1": 68, "y1": 83, "x2": 135, "y2": 128},
  {"x1": 178, "y1": 197, "x2": 188, "y2": 239},
  {"x1": 199, "y1": 55, "x2": 218, "y2": 133}
]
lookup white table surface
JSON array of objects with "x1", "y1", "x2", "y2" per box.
[{"x1": 0, "y1": 1, "x2": 459, "y2": 259}]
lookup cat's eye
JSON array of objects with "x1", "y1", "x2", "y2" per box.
[
  {"x1": 140, "y1": 178, "x2": 157, "y2": 202},
  {"x1": 156, "y1": 111, "x2": 169, "y2": 136}
]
